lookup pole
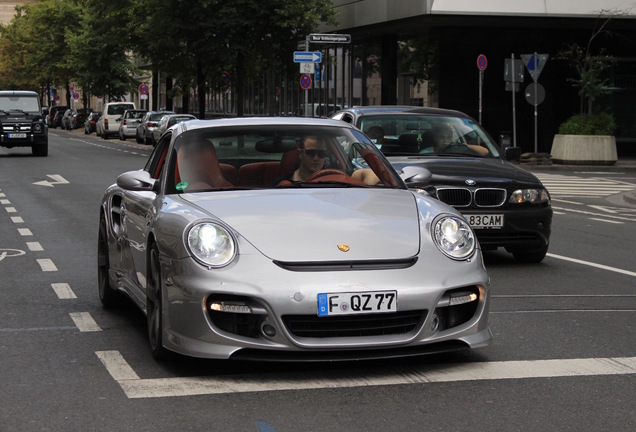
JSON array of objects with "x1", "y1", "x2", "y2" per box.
[
  {"x1": 478, "y1": 70, "x2": 483, "y2": 124},
  {"x1": 512, "y1": 53, "x2": 517, "y2": 147},
  {"x1": 534, "y1": 52, "x2": 538, "y2": 154}
]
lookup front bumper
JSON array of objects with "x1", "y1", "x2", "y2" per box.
[
  {"x1": 158, "y1": 250, "x2": 492, "y2": 360},
  {"x1": 0, "y1": 132, "x2": 47, "y2": 148},
  {"x1": 462, "y1": 205, "x2": 552, "y2": 252}
]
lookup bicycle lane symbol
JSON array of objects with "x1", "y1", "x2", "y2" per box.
[{"x1": 0, "y1": 248, "x2": 26, "y2": 262}]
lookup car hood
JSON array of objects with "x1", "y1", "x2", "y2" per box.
[
  {"x1": 179, "y1": 189, "x2": 422, "y2": 262},
  {"x1": 388, "y1": 155, "x2": 542, "y2": 187}
]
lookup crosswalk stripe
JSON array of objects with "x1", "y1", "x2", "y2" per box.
[{"x1": 535, "y1": 174, "x2": 635, "y2": 197}]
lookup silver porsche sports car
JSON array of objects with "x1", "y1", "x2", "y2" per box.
[{"x1": 98, "y1": 117, "x2": 492, "y2": 361}]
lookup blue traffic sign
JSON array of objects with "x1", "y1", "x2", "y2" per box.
[
  {"x1": 300, "y1": 74, "x2": 312, "y2": 89},
  {"x1": 293, "y1": 51, "x2": 321, "y2": 63}
]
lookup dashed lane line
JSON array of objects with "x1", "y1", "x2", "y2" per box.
[
  {"x1": 37, "y1": 258, "x2": 58, "y2": 272},
  {"x1": 95, "y1": 350, "x2": 636, "y2": 399},
  {"x1": 51, "y1": 283, "x2": 77, "y2": 299},
  {"x1": 70, "y1": 312, "x2": 101, "y2": 332},
  {"x1": 11, "y1": 216, "x2": 23, "y2": 223},
  {"x1": 18, "y1": 228, "x2": 32, "y2": 236},
  {"x1": 26, "y1": 241, "x2": 43, "y2": 251}
]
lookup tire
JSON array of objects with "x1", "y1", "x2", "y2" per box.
[
  {"x1": 147, "y1": 244, "x2": 170, "y2": 360},
  {"x1": 511, "y1": 245, "x2": 548, "y2": 263},
  {"x1": 32, "y1": 143, "x2": 48, "y2": 157},
  {"x1": 98, "y1": 215, "x2": 120, "y2": 307},
  {"x1": 144, "y1": 133, "x2": 152, "y2": 145},
  {"x1": 136, "y1": 132, "x2": 143, "y2": 144},
  {"x1": 103, "y1": 130, "x2": 109, "y2": 140},
  {"x1": 84, "y1": 127, "x2": 89, "y2": 134}
]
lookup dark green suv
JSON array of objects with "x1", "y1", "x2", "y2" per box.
[{"x1": 0, "y1": 90, "x2": 48, "y2": 156}]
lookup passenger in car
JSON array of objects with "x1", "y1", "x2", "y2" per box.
[{"x1": 423, "y1": 123, "x2": 489, "y2": 155}]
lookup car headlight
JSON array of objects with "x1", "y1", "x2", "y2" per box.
[
  {"x1": 508, "y1": 188, "x2": 550, "y2": 204},
  {"x1": 432, "y1": 215, "x2": 476, "y2": 260},
  {"x1": 33, "y1": 122, "x2": 43, "y2": 133},
  {"x1": 187, "y1": 222, "x2": 236, "y2": 268}
]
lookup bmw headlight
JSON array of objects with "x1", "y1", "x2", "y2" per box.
[
  {"x1": 432, "y1": 215, "x2": 476, "y2": 260},
  {"x1": 187, "y1": 222, "x2": 236, "y2": 268},
  {"x1": 509, "y1": 188, "x2": 550, "y2": 204}
]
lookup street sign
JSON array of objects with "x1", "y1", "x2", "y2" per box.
[
  {"x1": 138, "y1": 83, "x2": 149, "y2": 95},
  {"x1": 504, "y1": 58, "x2": 524, "y2": 83},
  {"x1": 300, "y1": 63, "x2": 315, "y2": 74},
  {"x1": 477, "y1": 54, "x2": 488, "y2": 71},
  {"x1": 525, "y1": 83, "x2": 545, "y2": 106},
  {"x1": 300, "y1": 74, "x2": 312, "y2": 89},
  {"x1": 297, "y1": 40, "x2": 307, "y2": 50},
  {"x1": 73, "y1": 92, "x2": 79, "y2": 100},
  {"x1": 294, "y1": 51, "x2": 321, "y2": 63},
  {"x1": 521, "y1": 53, "x2": 549, "y2": 82},
  {"x1": 309, "y1": 33, "x2": 351, "y2": 44}
]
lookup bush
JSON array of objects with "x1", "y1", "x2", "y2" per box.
[{"x1": 558, "y1": 112, "x2": 616, "y2": 135}]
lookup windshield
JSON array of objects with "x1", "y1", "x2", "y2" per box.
[
  {"x1": 107, "y1": 104, "x2": 134, "y2": 115},
  {"x1": 360, "y1": 114, "x2": 500, "y2": 157},
  {"x1": 164, "y1": 125, "x2": 404, "y2": 194},
  {"x1": 0, "y1": 95, "x2": 40, "y2": 113}
]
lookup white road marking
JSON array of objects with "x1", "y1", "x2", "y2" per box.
[
  {"x1": 33, "y1": 174, "x2": 70, "y2": 187},
  {"x1": 0, "y1": 199, "x2": 9, "y2": 204},
  {"x1": 95, "y1": 350, "x2": 636, "y2": 399},
  {"x1": 18, "y1": 228, "x2": 33, "y2": 236},
  {"x1": 26, "y1": 242, "x2": 43, "y2": 251},
  {"x1": 51, "y1": 283, "x2": 77, "y2": 299},
  {"x1": 0, "y1": 192, "x2": 5, "y2": 197},
  {"x1": 551, "y1": 206, "x2": 636, "y2": 222},
  {"x1": 70, "y1": 312, "x2": 101, "y2": 332},
  {"x1": 547, "y1": 253, "x2": 636, "y2": 277},
  {"x1": 5, "y1": 207, "x2": 16, "y2": 213},
  {"x1": 588, "y1": 218, "x2": 623, "y2": 224},
  {"x1": 11, "y1": 216, "x2": 23, "y2": 223},
  {"x1": 36, "y1": 259, "x2": 58, "y2": 272}
]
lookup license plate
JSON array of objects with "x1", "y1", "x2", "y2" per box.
[
  {"x1": 8, "y1": 133, "x2": 27, "y2": 138},
  {"x1": 466, "y1": 214, "x2": 504, "y2": 229},
  {"x1": 317, "y1": 291, "x2": 397, "y2": 316}
]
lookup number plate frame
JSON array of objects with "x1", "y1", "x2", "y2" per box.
[
  {"x1": 317, "y1": 291, "x2": 397, "y2": 317},
  {"x1": 465, "y1": 213, "x2": 504, "y2": 229},
  {"x1": 8, "y1": 133, "x2": 27, "y2": 138}
]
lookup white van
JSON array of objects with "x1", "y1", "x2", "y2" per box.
[{"x1": 101, "y1": 101, "x2": 135, "y2": 139}]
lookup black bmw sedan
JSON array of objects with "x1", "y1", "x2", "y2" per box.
[{"x1": 332, "y1": 106, "x2": 552, "y2": 263}]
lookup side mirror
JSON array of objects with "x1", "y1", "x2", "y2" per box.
[
  {"x1": 504, "y1": 146, "x2": 522, "y2": 162},
  {"x1": 116, "y1": 170, "x2": 158, "y2": 192},
  {"x1": 399, "y1": 165, "x2": 432, "y2": 185}
]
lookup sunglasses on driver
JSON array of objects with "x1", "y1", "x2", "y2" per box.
[{"x1": 302, "y1": 149, "x2": 328, "y2": 158}]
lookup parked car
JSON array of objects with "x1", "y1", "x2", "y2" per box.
[
  {"x1": 71, "y1": 108, "x2": 92, "y2": 129},
  {"x1": 0, "y1": 90, "x2": 48, "y2": 156},
  {"x1": 332, "y1": 106, "x2": 553, "y2": 263},
  {"x1": 98, "y1": 117, "x2": 491, "y2": 360},
  {"x1": 100, "y1": 101, "x2": 136, "y2": 139},
  {"x1": 150, "y1": 113, "x2": 196, "y2": 145},
  {"x1": 47, "y1": 105, "x2": 67, "y2": 128},
  {"x1": 136, "y1": 110, "x2": 174, "y2": 144},
  {"x1": 118, "y1": 109, "x2": 147, "y2": 140},
  {"x1": 84, "y1": 112, "x2": 101, "y2": 134},
  {"x1": 61, "y1": 109, "x2": 74, "y2": 130}
]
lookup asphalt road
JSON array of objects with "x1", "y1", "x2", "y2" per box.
[{"x1": 1, "y1": 129, "x2": 635, "y2": 432}]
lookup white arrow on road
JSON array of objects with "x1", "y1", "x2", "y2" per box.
[{"x1": 33, "y1": 174, "x2": 70, "y2": 187}]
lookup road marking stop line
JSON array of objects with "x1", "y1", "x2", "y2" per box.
[{"x1": 96, "y1": 351, "x2": 636, "y2": 399}]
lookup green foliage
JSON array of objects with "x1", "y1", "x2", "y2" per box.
[
  {"x1": 0, "y1": 0, "x2": 336, "y2": 114},
  {"x1": 558, "y1": 112, "x2": 616, "y2": 136}
]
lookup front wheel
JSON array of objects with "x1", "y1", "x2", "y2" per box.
[
  {"x1": 98, "y1": 215, "x2": 120, "y2": 307},
  {"x1": 147, "y1": 244, "x2": 170, "y2": 360}
]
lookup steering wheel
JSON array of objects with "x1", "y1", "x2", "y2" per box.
[{"x1": 306, "y1": 169, "x2": 348, "y2": 182}]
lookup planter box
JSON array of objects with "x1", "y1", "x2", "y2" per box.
[{"x1": 550, "y1": 134, "x2": 617, "y2": 165}]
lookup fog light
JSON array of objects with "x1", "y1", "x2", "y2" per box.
[
  {"x1": 209, "y1": 302, "x2": 252, "y2": 314},
  {"x1": 430, "y1": 314, "x2": 439, "y2": 331},
  {"x1": 262, "y1": 324, "x2": 276, "y2": 337},
  {"x1": 449, "y1": 293, "x2": 478, "y2": 306}
]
